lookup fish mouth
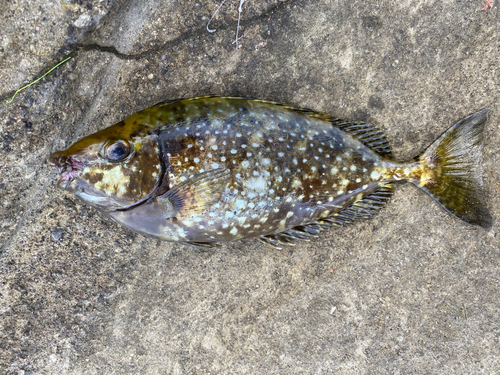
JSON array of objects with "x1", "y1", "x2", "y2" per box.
[{"x1": 49, "y1": 152, "x2": 88, "y2": 189}]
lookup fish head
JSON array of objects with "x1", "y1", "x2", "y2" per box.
[{"x1": 49, "y1": 120, "x2": 164, "y2": 210}]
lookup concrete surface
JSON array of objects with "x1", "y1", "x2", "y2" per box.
[{"x1": 1, "y1": 0, "x2": 499, "y2": 373}]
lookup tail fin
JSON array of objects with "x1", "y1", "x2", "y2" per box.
[{"x1": 416, "y1": 109, "x2": 492, "y2": 228}]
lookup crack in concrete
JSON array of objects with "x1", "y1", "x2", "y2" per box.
[
  {"x1": 69, "y1": 0, "x2": 294, "y2": 60},
  {"x1": 0, "y1": 0, "x2": 297, "y2": 103}
]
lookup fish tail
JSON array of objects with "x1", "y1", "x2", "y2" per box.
[{"x1": 413, "y1": 109, "x2": 492, "y2": 228}]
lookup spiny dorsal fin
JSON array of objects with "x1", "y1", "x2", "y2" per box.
[
  {"x1": 157, "y1": 168, "x2": 231, "y2": 217},
  {"x1": 329, "y1": 119, "x2": 392, "y2": 157},
  {"x1": 157, "y1": 96, "x2": 392, "y2": 158},
  {"x1": 268, "y1": 101, "x2": 393, "y2": 157},
  {"x1": 317, "y1": 184, "x2": 395, "y2": 226}
]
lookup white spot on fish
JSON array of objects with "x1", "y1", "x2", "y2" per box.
[
  {"x1": 235, "y1": 199, "x2": 247, "y2": 209},
  {"x1": 249, "y1": 176, "x2": 267, "y2": 190}
]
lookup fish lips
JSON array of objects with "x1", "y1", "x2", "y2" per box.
[{"x1": 49, "y1": 152, "x2": 88, "y2": 189}]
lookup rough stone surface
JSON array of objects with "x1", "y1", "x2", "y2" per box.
[{"x1": 1, "y1": 0, "x2": 499, "y2": 374}]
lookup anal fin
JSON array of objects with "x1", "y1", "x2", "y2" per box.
[
  {"x1": 318, "y1": 184, "x2": 395, "y2": 226},
  {"x1": 259, "y1": 233, "x2": 296, "y2": 248},
  {"x1": 258, "y1": 185, "x2": 395, "y2": 248}
]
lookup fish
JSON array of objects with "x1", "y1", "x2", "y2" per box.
[{"x1": 49, "y1": 96, "x2": 492, "y2": 247}]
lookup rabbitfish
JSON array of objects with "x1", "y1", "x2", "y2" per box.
[{"x1": 49, "y1": 96, "x2": 492, "y2": 247}]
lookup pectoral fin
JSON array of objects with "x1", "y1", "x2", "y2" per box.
[{"x1": 157, "y1": 168, "x2": 231, "y2": 218}]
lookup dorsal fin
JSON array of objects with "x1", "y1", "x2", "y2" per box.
[
  {"x1": 328, "y1": 119, "x2": 392, "y2": 157},
  {"x1": 272, "y1": 102, "x2": 393, "y2": 157},
  {"x1": 156, "y1": 96, "x2": 392, "y2": 157}
]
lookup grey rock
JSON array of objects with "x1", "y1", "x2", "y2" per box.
[{"x1": 1, "y1": 0, "x2": 499, "y2": 374}]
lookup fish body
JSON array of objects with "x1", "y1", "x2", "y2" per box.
[{"x1": 49, "y1": 96, "x2": 492, "y2": 246}]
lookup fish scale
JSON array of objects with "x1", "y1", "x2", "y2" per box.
[{"x1": 49, "y1": 96, "x2": 492, "y2": 246}]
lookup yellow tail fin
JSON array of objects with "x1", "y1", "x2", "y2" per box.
[{"x1": 415, "y1": 109, "x2": 492, "y2": 228}]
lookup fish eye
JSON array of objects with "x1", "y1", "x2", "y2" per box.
[{"x1": 104, "y1": 140, "x2": 130, "y2": 161}]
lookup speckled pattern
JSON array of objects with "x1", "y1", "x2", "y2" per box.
[
  {"x1": 50, "y1": 97, "x2": 491, "y2": 244},
  {"x1": 112, "y1": 96, "x2": 392, "y2": 243}
]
